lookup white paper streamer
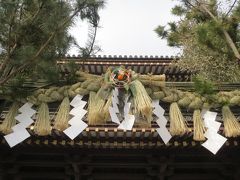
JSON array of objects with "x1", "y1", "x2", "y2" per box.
[
  {"x1": 63, "y1": 95, "x2": 88, "y2": 140},
  {"x1": 109, "y1": 88, "x2": 120, "y2": 124},
  {"x1": 117, "y1": 98, "x2": 135, "y2": 131},
  {"x1": 201, "y1": 111, "x2": 227, "y2": 155},
  {"x1": 152, "y1": 100, "x2": 172, "y2": 144},
  {"x1": 118, "y1": 114, "x2": 135, "y2": 130},
  {"x1": 108, "y1": 89, "x2": 135, "y2": 130},
  {"x1": 109, "y1": 93, "x2": 135, "y2": 130},
  {"x1": 4, "y1": 103, "x2": 36, "y2": 148}
]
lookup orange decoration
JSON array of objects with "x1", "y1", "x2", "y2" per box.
[{"x1": 118, "y1": 74, "x2": 124, "y2": 80}]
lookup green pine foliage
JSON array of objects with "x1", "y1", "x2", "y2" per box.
[
  {"x1": 0, "y1": 0, "x2": 105, "y2": 97},
  {"x1": 155, "y1": 25, "x2": 168, "y2": 39},
  {"x1": 155, "y1": 0, "x2": 240, "y2": 82},
  {"x1": 193, "y1": 76, "x2": 215, "y2": 95},
  {"x1": 171, "y1": 5, "x2": 186, "y2": 16}
]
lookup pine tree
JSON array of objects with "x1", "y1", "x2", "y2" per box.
[
  {"x1": 155, "y1": 0, "x2": 240, "y2": 82},
  {"x1": 0, "y1": 0, "x2": 104, "y2": 90}
]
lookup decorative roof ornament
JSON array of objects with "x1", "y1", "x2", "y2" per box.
[
  {"x1": 109, "y1": 67, "x2": 131, "y2": 88},
  {"x1": 1, "y1": 66, "x2": 240, "y2": 155}
]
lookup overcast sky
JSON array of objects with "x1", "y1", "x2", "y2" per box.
[{"x1": 69, "y1": 0, "x2": 181, "y2": 56}]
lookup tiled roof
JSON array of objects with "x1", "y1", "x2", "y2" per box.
[
  {"x1": 64, "y1": 54, "x2": 180, "y2": 60},
  {"x1": 59, "y1": 55, "x2": 190, "y2": 81}
]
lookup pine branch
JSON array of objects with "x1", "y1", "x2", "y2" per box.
[
  {"x1": 79, "y1": 5, "x2": 101, "y2": 62},
  {"x1": 80, "y1": 24, "x2": 100, "y2": 68},
  {"x1": 22, "y1": 1, "x2": 44, "y2": 25},
  {"x1": 199, "y1": 3, "x2": 240, "y2": 61},
  {"x1": 0, "y1": 1, "x2": 44, "y2": 76},
  {"x1": 225, "y1": 0, "x2": 237, "y2": 17},
  {"x1": 184, "y1": 0, "x2": 240, "y2": 61},
  {"x1": 88, "y1": 26, "x2": 98, "y2": 56},
  {"x1": 84, "y1": 23, "x2": 99, "y2": 57},
  {"x1": 184, "y1": 0, "x2": 197, "y2": 9},
  {"x1": 0, "y1": 1, "x2": 19, "y2": 76},
  {"x1": 0, "y1": 43, "x2": 17, "y2": 76},
  {"x1": 0, "y1": 7, "x2": 82, "y2": 86}
]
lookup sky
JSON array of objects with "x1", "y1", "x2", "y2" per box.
[{"x1": 69, "y1": 0, "x2": 181, "y2": 56}]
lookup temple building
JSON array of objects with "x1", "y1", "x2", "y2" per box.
[{"x1": 0, "y1": 55, "x2": 240, "y2": 180}]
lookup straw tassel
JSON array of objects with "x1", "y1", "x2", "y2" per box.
[
  {"x1": 88, "y1": 91, "x2": 97, "y2": 125},
  {"x1": 0, "y1": 102, "x2": 19, "y2": 134},
  {"x1": 88, "y1": 91, "x2": 106, "y2": 125},
  {"x1": 130, "y1": 80, "x2": 152, "y2": 124},
  {"x1": 193, "y1": 109, "x2": 206, "y2": 141},
  {"x1": 222, "y1": 105, "x2": 240, "y2": 137},
  {"x1": 102, "y1": 97, "x2": 112, "y2": 121},
  {"x1": 54, "y1": 97, "x2": 70, "y2": 131},
  {"x1": 169, "y1": 102, "x2": 189, "y2": 136},
  {"x1": 34, "y1": 102, "x2": 52, "y2": 136}
]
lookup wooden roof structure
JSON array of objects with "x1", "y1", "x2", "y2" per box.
[
  {"x1": 1, "y1": 55, "x2": 240, "y2": 147},
  {"x1": 1, "y1": 55, "x2": 240, "y2": 180},
  {"x1": 58, "y1": 55, "x2": 192, "y2": 82},
  {"x1": 0, "y1": 144, "x2": 240, "y2": 180}
]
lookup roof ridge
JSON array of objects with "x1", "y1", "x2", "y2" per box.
[{"x1": 64, "y1": 54, "x2": 180, "y2": 59}]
